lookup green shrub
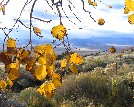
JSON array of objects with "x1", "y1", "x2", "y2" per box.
[
  {"x1": 15, "y1": 87, "x2": 53, "y2": 107},
  {"x1": 53, "y1": 68, "x2": 134, "y2": 107}
]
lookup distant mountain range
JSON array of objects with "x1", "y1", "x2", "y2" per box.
[
  {"x1": 69, "y1": 37, "x2": 134, "y2": 46},
  {"x1": 6, "y1": 37, "x2": 133, "y2": 45},
  {"x1": 0, "y1": 37, "x2": 133, "y2": 52}
]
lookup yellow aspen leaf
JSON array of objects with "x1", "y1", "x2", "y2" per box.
[
  {"x1": 70, "y1": 64, "x2": 78, "y2": 74},
  {"x1": 0, "y1": 80, "x2": 7, "y2": 91},
  {"x1": 69, "y1": 53, "x2": 83, "y2": 65},
  {"x1": 124, "y1": 7, "x2": 130, "y2": 14},
  {"x1": 37, "y1": 87, "x2": 44, "y2": 95},
  {"x1": 93, "y1": 2, "x2": 97, "y2": 6},
  {"x1": 98, "y1": 18, "x2": 105, "y2": 25},
  {"x1": 33, "y1": 51, "x2": 40, "y2": 58},
  {"x1": 10, "y1": 62, "x2": 17, "y2": 69},
  {"x1": 38, "y1": 82, "x2": 56, "y2": 99},
  {"x1": 45, "y1": 83, "x2": 56, "y2": 93},
  {"x1": 7, "y1": 77, "x2": 13, "y2": 87},
  {"x1": 51, "y1": 73, "x2": 62, "y2": 87},
  {"x1": 128, "y1": 14, "x2": 134, "y2": 24},
  {"x1": 109, "y1": 46, "x2": 116, "y2": 53},
  {"x1": 21, "y1": 50, "x2": 31, "y2": 60},
  {"x1": 9, "y1": 68, "x2": 20, "y2": 81},
  {"x1": 5, "y1": 64, "x2": 10, "y2": 73},
  {"x1": 46, "y1": 64, "x2": 54, "y2": 77},
  {"x1": 88, "y1": 0, "x2": 92, "y2": 4},
  {"x1": 125, "y1": 0, "x2": 134, "y2": 12},
  {"x1": 26, "y1": 57, "x2": 35, "y2": 71},
  {"x1": 52, "y1": 73, "x2": 62, "y2": 81},
  {"x1": 0, "y1": 7, "x2": 2, "y2": 11},
  {"x1": 45, "y1": 44, "x2": 54, "y2": 55},
  {"x1": 7, "y1": 47, "x2": 17, "y2": 55},
  {"x1": 0, "y1": 4, "x2": 5, "y2": 15},
  {"x1": 34, "y1": 45, "x2": 44, "y2": 54},
  {"x1": 51, "y1": 53, "x2": 56, "y2": 62},
  {"x1": 15, "y1": 58, "x2": 20, "y2": 70},
  {"x1": 75, "y1": 55, "x2": 83, "y2": 64},
  {"x1": 51, "y1": 24, "x2": 66, "y2": 40},
  {"x1": 33, "y1": 27, "x2": 42, "y2": 35},
  {"x1": 51, "y1": 79, "x2": 62, "y2": 87},
  {"x1": 61, "y1": 59, "x2": 67, "y2": 68},
  {"x1": 2, "y1": 5, "x2": 5, "y2": 15},
  {"x1": 34, "y1": 65, "x2": 47, "y2": 80},
  {"x1": 46, "y1": 53, "x2": 53, "y2": 66},
  {"x1": 109, "y1": 5, "x2": 112, "y2": 8},
  {"x1": 38, "y1": 57, "x2": 46, "y2": 65},
  {"x1": 40, "y1": 44, "x2": 46, "y2": 53},
  {"x1": 0, "y1": 52, "x2": 12, "y2": 65},
  {"x1": 69, "y1": 53, "x2": 77, "y2": 64},
  {"x1": 16, "y1": 48, "x2": 23, "y2": 58},
  {"x1": 66, "y1": 54, "x2": 70, "y2": 62},
  {"x1": 6, "y1": 38, "x2": 16, "y2": 48}
]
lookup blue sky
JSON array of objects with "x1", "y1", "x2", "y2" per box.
[{"x1": 0, "y1": 0, "x2": 134, "y2": 41}]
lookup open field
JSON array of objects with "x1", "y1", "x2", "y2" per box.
[{"x1": 0, "y1": 47, "x2": 134, "y2": 107}]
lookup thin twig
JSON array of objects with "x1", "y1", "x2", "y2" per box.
[
  {"x1": 29, "y1": 0, "x2": 38, "y2": 51},
  {"x1": 17, "y1": 19, "x2": 30, "y2": 29},
  {"x1": 32, "y1": 17, "x2": 52, "y2": 23}
]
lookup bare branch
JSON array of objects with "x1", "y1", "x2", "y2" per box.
[
  {"x1": 6, "y1": 0, "x2": 30, "y2": 39},
  {"x1": 29, "y1": 0, "x2": 38, "y2": 51},
  {"x1": 17, "y1": 19, "x2": 30, "y2": 29},
  {"x1": 32, "y1": 17, "x2": 52, "y2": 23},
  {"x1": 45, "y1": 0, "x2": 58, "y2": 15},
  {"x1": 61, "y1": 5, "x2": 76, "y2": 25},
  {"x1": 51, "y1": 0, "x2": 62, "y2": 24},
  {"x1": 68, "y1": 4, "x2": 81, "y2": 22},
  {"x1": 1, "y1": 0, "x2": 10, "y2": 6}
]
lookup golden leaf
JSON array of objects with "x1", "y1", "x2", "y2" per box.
[
  {"x1": 69, "y1": 53, "x2": 83, "y2": 65},
  {"x1": 128, "y1": 14, "x2": 134, "y2": 24},
  {"x1": 93, "y1": 2, "x2": 97, "y2": 6},
  {"x1": 0, "y1": 80, "x2": 7, "y2": 91},
  {"x1": 46, "y1": 64, "x2": 54, "y2": 77},
  {"x1": 0, "y1": 52, "x2": 12, "y2": 65},
  {"x1": 7, "y1": 77, "x2": 13, "y2": 87},
  {"x1": 38, "y1": 82, "x2": 56, "y2": 99},
  {"x1": 33, "y1": 27, "x2": 41, "y2": 35},
  {"x1": 20, "y1": 50, "x2": 31, "y2": 60},
  {"x1": 124, "y1": 7, "x2": 130, "y2": 14},
  {"x1": 6, "y1": 38, "x2": 16, "y2": 48},
  {"x1": 34, "y1": 65, "x2": 47, "y2": 80},
  {"x1": 46, "y1": 53, "x2": 54, "y2": 67},
  {"x1": 26, "y1": 57, "x2": 35, "y2": 71},
  {"x1": 51, "y1": 79, "x2": 62, "y2": 87},
  {"x1": 51, "y1": 24, "x2": 66, "y2": 40},
  {"x1": 61, "y1": 59, "x2": 67, "y2": 68},
  {"x1": 125, "y1": 0, "x2": 134, "y2": 12},
  {"x1": 109, "y1": 5, "x2": 112, "y2": 8},
  {"x1": 10, "y1": 62, "x2": 17, "y2": 69},
  {"x1": 70, "y1": 64, "x2": 78, "y2": 74},
  {"x1": 9, "y1": 68, "x2": 20, "y2": 81},
  {"x1": 38, "y1": 57, "x2": 46, "y2": 65},
  {"x1": 109, "y1": 46, "x2": 116, "y2": 53},
  {"x1": 52, "y1": 73, "x2": 62, "y2": 81},
  {"x1": 98, "y1": 18, "x2": 105, "y2": 25},
  {"x1": 45, "y1": 44, "x2": 54, "y2": 55},
  {"x1": 2, "y1": 5, "x2": 5, "y2": 15},
  {"x1": 34, "y1": 45, "x2": 44, "y2": 54},
  {"x1": 88, "y1": 0, "x2": 92, "y2": 4}
]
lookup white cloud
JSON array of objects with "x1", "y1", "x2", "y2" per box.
[{"x1": 0, "y1": 0, "x2": 134, "y2": 40}]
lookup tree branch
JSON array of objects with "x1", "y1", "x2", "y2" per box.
[{"x1": 32, "y1": 17, "x2": 52, "y2": 23}]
